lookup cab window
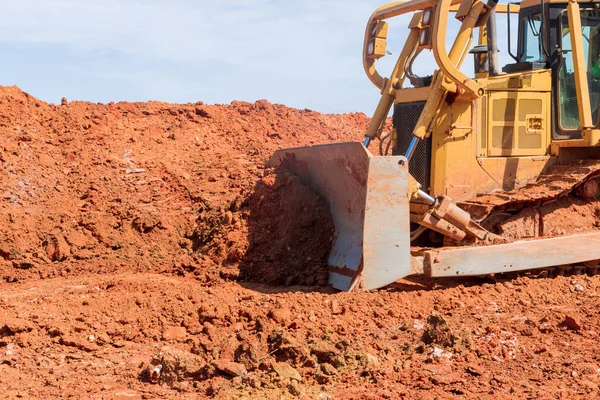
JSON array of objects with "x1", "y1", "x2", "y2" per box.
[
  {"x1": 558, "y1": 10, "x2": 600, "y2": 130},
  {"x1": 520, "y1": 14, "x2": 543, "y2": 62}
]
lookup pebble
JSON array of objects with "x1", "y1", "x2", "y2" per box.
[
  {"x1": 562, "y1": 315, "x2": 582, "y2": 331},
  {"x1": 330, "y1": 300, "x2": 344, "y2": 315},
  {"x1": 162, "y1": 326, "x2": 187, "y2": 341},
  {"x1": 112, "y1": 390, "x2": 142, "y2": 400},
  {"x1": 273, "y1": 362, "x2": 302, "y2": 381},
  {"x1": 212, "y1": 360, "x2": 247, "y2": 378}
]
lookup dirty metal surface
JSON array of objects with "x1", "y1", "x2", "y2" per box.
[
  {"x1": 426, "y1": 231, "x2": 600, "y2": 277},
  {"x1": 269, "y1": 142, "x2": 411, "y2": 291}
]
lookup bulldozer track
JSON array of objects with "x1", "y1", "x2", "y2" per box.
[
  {"x1": 436, "y1": 159, "x2": 600, "y2": 280},
  {"x1": 459, "y1": 159, "x2": 600, "y2": 222}
]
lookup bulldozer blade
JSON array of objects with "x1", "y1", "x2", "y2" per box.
[{"x1": 268, "y1": 142, "x2": 411, "y2": 291}]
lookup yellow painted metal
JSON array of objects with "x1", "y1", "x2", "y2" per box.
[
  {"x1": 367, "y1": 21, "x2": 389, "y2": 60},
  {"x1": 451, "y1": 3, "x2": 520, "y2": 13},
  {"x1": 363, "y1": 0, "x2": 464, "y2": 89},
  {"x1": 428, "y1": 96, "x2": 554, "y2": 200},
  {"x1": 430, "y1": 99, "x2": 476, "y2": 199},
  {"x1": 567, "y1": 0, "x2": 594, "y2": 129},
  {"x1": 431, "y1": 0, "x2": 483, "y2": 99},
  {"x1": 394, "y1": 86, "x2": 430, "y2": 103},
  {"x1": 551, "y1": 130, "x2": 600, "y2": 154},
  {"x1": 584, "y1": 130, "x2": 600, "y2": 146},
  {"x1": 360, "y1": 0, "x2": 585, "y2": 204},
  {"x1": 483, "y1": 69, "x2": 553, "y2": 91},
  {"x1": 486, "y1": 91, "x2": 550, "y2": 157},
  {"x1": 428, "y1": 67, "x2": 555, "y2": 200},
  {"x1": 365, "y1": 28, "x2": 421, "y2": 140},
  {"x1": 412, "y1": 74, "x2": 444, "y2": 140},
  {"x1": 475, "y1": 156, "x2": 555, "y2": 193},
  {"x1": 411, "y1": 0, "x2": 486, "y2": 141}
]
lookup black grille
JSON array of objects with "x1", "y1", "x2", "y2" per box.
[{"x1": 392, "y1": 101, "x2": 431, "y2": 192}]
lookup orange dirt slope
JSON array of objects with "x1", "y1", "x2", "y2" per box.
[{"x1": 1, "y1": 86, "x2": 600, "y2": 399}]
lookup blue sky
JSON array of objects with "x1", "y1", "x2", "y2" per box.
[{"x1": 0, "y1": 0, "x2": 517, "y2": 113}]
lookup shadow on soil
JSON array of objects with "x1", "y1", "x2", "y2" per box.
[{"x1": 236, "y1": 169, "x2": 334, "y2": 293}]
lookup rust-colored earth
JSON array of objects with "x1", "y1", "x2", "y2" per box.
[{"x1": 2, "y1": 86, "x2": 600, "y2": 399}]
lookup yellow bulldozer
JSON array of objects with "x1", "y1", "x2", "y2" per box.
[{"x1": 269, "y1": 0, "x2": 600, "y2": 291}]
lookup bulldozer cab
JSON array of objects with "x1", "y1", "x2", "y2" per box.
[
  {"x1": 510, "y1": 2, "x2": 600, "y2": 138},
  {"x1": 552, "y1": 7, "x2": 600, "y2": 135}
]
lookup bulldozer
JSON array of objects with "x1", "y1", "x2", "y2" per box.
[{"x1": 268, "y1": 0, "x2": 600, "y2": 291}]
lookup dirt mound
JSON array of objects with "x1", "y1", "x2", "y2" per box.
[
  {"x1": 239, "y1": 170, "x2": 333, "y2": 286},
  {"x1": 3, "y1": 85, "x2": 600, "y2": 399},
  {"x1": 0, "y1": 86, "x2": 366, "y2": 283}
]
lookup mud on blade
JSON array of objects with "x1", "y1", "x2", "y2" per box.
[{"x1": 268, "y1": 142, "x2": 411, "y2": 291}]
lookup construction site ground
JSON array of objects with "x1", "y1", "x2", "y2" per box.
[{"x1": 1, "y1": 86, "x2": 600, "y2": 399}]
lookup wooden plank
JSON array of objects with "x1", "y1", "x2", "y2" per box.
[{"x1": 426, "y1": 232, "x2": 600, "y2": 277}]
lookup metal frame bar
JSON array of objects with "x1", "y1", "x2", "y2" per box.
[
  {"x1": 567, "y1": 0, "x2": 594, "y2": 129},
  {"x1": 423, "y1": 231, "x2": 600, "y2": 277}
]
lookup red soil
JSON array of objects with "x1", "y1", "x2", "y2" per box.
[{"x1": 1, "y1": 86, "x2": 600, "y2": 399}]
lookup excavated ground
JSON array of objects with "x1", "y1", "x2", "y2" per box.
[{"x1": 2, "y1": 86, "x2": 600, "y2": 399}]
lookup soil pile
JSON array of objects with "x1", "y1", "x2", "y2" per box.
[
  {"x1": 0, "y1": 86, "x2": 365, "y2": 284},
  {"x1": 2, "y1": 86, "x2": 600, "y2": 399}
]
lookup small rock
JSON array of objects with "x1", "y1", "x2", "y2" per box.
[
  {"x1": 162, "y1": 326, "x2": 187, "y2": 341},
  {"x1": 60, "y1": 336, "x2": 98, "y2": 352},
  {"x1": 44, "y1": 233, "x2": 71, "y2": 261},
  {"x1": 331, "y1": 300, "x2": 344, "y2": 315},
  {"x1": 61, "y1": 97, "x2": 68, "y2": 106},
  {"x1": 288, "y1": 381, "x2": 302, "y2": 396},
  {"x1": 212, "y1": 360, "x2": 247, "y2": 378},
  {"x1": 221, "y1": 211, "x2": 233, "y2": 225},
  {"x1": 310, "y1": 342, "x2": 339, "y2": 364},
  {"x1": 422, "y1": 312, "x2": 453, "y2": 347},
  {"x1": 268, "y1": 309, "x2": 291, "y2": 324},
  {"x1": 465, "y1": 364, "x2": 485, "y2": 376},
  {"x1": 319, "y1": 363, "x2": 337, "y2": 376},
  {"x1": 0, "y1": 318, "x2": 36, "y2": 336},
  {"x1": 113, "y1": 390, "x2": 142, "y2": 400},
  {"x1": 355, "y1": 351, "x2": 380, "y2": 367},
  {"x1": 315, "y1": 373, "x2": 331, "y2": 384},
  {"x1": 195, "y1": 107, "x2": 211, "y2": 118},
  {"x1": 272, "y1": 362, "x2": 302, "y2": 381},
  {"x1": 219, "y1": 269, "x2": 240, "y2": 281},
  {"x1": 0, "y1": 243, "x2": 13, "y2": 261},
  {"x1": 234, "y1": 342, "x2": 260, "y2": 370},
  {"x1": 145, "y1": 348, "x2": 204, "y2": 385},
  {"x1": 429, "y1": 347, "x2": 445, "y2": 359},
  {"x1": 561, "y1": 315, "x2": 582, "y2": 331},
  {"x1": 538, "y1": 322, "x2": 553, "y2": 334},
  {"x1": 147, "y1": 364, "x2": 162, "y2": 384},
  {"x1": 267, "y1": 333, "x2": 310, "y2": 367}
]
